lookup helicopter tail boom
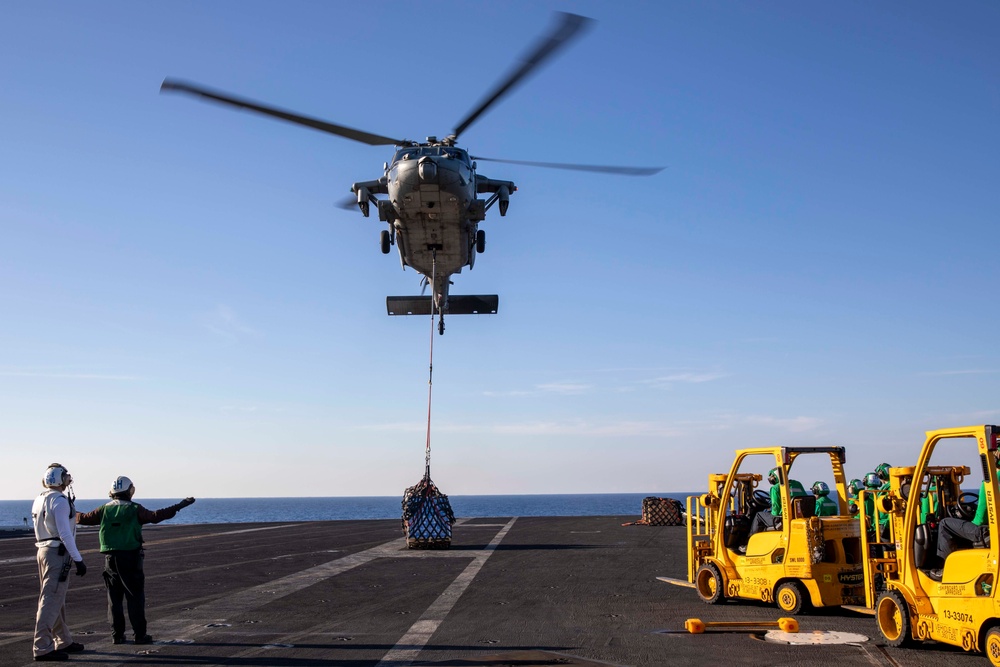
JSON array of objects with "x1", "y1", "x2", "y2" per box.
[{"x1": 387, "y1": 295, "x2": 499, "y2": 316}]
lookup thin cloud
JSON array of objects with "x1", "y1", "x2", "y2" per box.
[
  {"x1": 481, "y1": 368, "x2": 727, "y2": 398},
  {"x1": 0, "y1": 370, "x2": 140, "y2": 380},
  {"x1": 361, "y1": 421, "x2": 477, "y2": 433},
  {"x1": 917, "y1": 369, "x2": 1000, "y2": 377},
  {"x1": 536, "y1": 382, "x2": 593, "y2": 395},
  {"x1": 482, "y1": 389, "x2": 537, "y2": 397},
  {"x1": 205, "y1": 305, "x2": 258, "y2": 340},
  {"x1": 491, "y1": 419, "x2": 687, "y2": 437},
  {"x1": 643, "y1": 372, "x2": 728, "y2": 388},
  {"x1": 745, "y1": 415, "x2": 823, "y2": 433}
]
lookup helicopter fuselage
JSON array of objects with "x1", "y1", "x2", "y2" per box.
[{"x1": 353, "y1": 143, "x2": 515, "y2": 314}]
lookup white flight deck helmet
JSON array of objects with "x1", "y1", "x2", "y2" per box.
[
  {"x1": 42, "y1": 463, "x2": 72, "y2": 489},
  {"x1": 110, "y1": 475, "x2": 135, "y2": 499}
]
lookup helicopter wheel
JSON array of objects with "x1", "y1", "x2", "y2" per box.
[
  {"x1": 476, "y1": 229, "x2": 486, "y2": 253},
  {"x1": 380, "y1": 230, "x2": 391, "y2": 254}
]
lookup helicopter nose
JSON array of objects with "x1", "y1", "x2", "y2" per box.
[{"x1": 418, "y1": 157, "x2": 438, "y2": 182}]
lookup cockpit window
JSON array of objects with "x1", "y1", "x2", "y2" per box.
[{"x1": 394, "y1": 147, "x2": 470, "y2": 164}]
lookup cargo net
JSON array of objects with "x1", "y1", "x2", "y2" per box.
[
  {"x1": 622, "y1": 497, "x2": 684, "y2": 526},
  {"x1": 401, "y1": 475, "x2": 456, "y2": 549}
]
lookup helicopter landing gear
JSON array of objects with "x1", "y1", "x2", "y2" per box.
[
  {"x1": 380, "y1": 230, "x2": 391, "y2": 254},
  {"x1": 476, "y1": 229, "x2": 486, "y2": 253}
]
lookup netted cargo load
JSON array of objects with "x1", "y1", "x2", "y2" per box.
[
  {"x1": 622, "y1": 496, "x2": 684, "y2": 526},
  {"x1": 401, "y1": 475, "x2": 456, "y2": 549}
]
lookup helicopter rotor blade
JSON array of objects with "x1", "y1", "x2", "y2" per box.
[
  {"x1": 472, "y1": 156, "x2": 664, "y2": 176},
  {"x1": 160, "y1": 79, "x2": 406, "y2": 146},
  {"x1": 335, "y1": 194, "x2": 359, "y2": 211},
  {"x1": 450, "y1": 12, "x2": 592, "y2": 142}
]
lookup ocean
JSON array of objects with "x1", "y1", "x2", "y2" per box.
[{"x1": 0, "y1": 493, "x2": 694, "y2": 528}]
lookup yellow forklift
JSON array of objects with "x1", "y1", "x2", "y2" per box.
[
  {"x1": 862, "y1": 425, "x2": 1000, "y2": 664},
  {"x1": 686, "y1": 446, "x2": 865, "y2": 613}
]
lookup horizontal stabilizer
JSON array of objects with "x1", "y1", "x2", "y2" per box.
[{"x1": 387, "y1": 295, "x2": 499, "y2": 316}]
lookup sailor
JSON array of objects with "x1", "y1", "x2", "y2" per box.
[
  {"x1": 76, "y1": 476, "x2": 195, "y2": 645},
  {"x1": 862, "y1": 472, "x2": 885, "y2": 537},
  {"x1": 933, "y1": 449, "x2": 1000, "y2": 575},
  {"x1": 874, "y1": 462, "x2": 892, "y2": 490},
  {"x1": 31, "y1": 463, "x2": 87, "y2": 662},
  {"x1": 750, "y1": 467, "x2": 809, "y2": 534},
  {"x1": 812, "y1": 481, "x2": 839, "y2": 516},
  {"x1": 846, "y1": 478, "x2": 864, "y2": 516}
]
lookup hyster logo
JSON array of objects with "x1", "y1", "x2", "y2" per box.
[{"x1": 838, "y1": 572, "x2": 864, "y2": 584}]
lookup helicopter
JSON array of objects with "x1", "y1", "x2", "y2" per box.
[{"x1": 161, "y1": 12, "x2": 661, "y2": 334}]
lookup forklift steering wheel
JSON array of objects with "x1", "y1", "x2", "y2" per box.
[
  {"x1": 752, "y1": 489, "x2": 770, "y2": 511},
  {"x1": 955, "y1": 491, "x2": 979, "y2": 521}
]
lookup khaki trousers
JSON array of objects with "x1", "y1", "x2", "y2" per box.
[{"x1": 34, "y1": 546, "x2": 74, "y2": 657}]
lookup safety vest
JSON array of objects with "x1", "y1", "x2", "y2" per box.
[
  {"x1": 815, "y1": 495, "x2": 839, "y2": 516},
  {"x1": 771, "y1": 480, "x2": 810, "y2": 516},
  {"x1": 99, "y1": 501, "x2": 143, "y2": 552}
]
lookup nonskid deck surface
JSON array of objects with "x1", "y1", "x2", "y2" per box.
[{"x1": 0, "y1": 517, "x2": 968, "y2": 666}]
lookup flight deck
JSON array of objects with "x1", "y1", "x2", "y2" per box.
[{"x1": 0, "y1": 516, "x2": 976, "y2": 666}]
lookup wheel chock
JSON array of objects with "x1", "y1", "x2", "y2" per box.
[{"x1": 684, "y1": 617, "x2": 799, "y2": 634}]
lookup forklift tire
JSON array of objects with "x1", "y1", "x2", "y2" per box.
[
  {"x1": 775, "y1": 581, "x2": 810, "y2": 615},
  {"x1": 876, "y1": 589, "x2": 912, "y2": 647},
  {"x1": 985, "y1": 626, "x2": 1000, "y2": 666},
  {"x1": 695, "y1": 562, "x2": 725, "y2": 604}
]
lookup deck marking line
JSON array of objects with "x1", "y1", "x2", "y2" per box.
[
  {"x1": 21, "y1": 536, "x2": 410, "y2": 667},
  {"x1": 376, "y1": 516, "x2": 517, "y2": 667},
  {"x1": 856, "y1": 642, "x2": 899, "y2": 667},
  {"x1": 0, "y1": 524, "x2": 303, "y2": 566}
]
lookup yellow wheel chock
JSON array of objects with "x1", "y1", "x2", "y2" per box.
[{"x1": 684, "y1": 617, "x2": 799, "y2": 634}]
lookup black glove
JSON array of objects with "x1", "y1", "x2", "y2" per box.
[
  {"x1": 180, "y1": 497, "x2": 196, "y2": 508},
  {"x1": 74, "y1": 560, "x2": 87, "y2": 577}
]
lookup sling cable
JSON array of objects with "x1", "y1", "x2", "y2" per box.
[{"x1": 401, "y1": 250, "x2": 456, "y2": 549}]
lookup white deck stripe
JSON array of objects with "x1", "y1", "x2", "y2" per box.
[
  {"x1": 376, "y1": 517, "x2": 517, "y2": 667},
  {"x1": 0, "y1": 523, "x2": 302, "y2": 566},
  {"x1": 14, "y1": 519, "x2": 515, "y2": 667}
]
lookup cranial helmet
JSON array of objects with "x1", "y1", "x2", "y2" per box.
[
  {"x1": 848, "y1": 479, "x2": 864, "y2": 497},
  {"x1": 864, "y1": 472, "x2": 881, "y2": 489},
  {"x1": 767, "y1": 467, "x2": 782, "y2": 486},
  {"x1": 43, "y1": 463, "x2": 72, "y2": 489},
  {"x1": 811, "y1": 480, "x2": 830, "y2": 497},
  {"x1": 110, "y1": 475, "x2": 134, "y2": 498},
  {"x1": 875, "y1": 462, "x2": 891, "y2": 481}
]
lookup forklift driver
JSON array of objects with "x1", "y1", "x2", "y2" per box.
[
  {"x1": 750, "y1": 468, "x2": 808, "y2": 534},
  {"x1": 934, "y1": 449, "x2": 1000, "y2": 571}
]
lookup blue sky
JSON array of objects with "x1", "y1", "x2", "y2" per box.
[{"x1": 2, "y1": 1, "x2": 998, "y2": 500}]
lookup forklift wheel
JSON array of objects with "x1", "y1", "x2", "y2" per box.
[
  {"x1": 775, "y1": 580, "x2": 810, "y2": 615},
  {"x1": 695, "y1": 562, "x2": 725, "y2": 604},
  {"x1": 985, "y1": 626, "x2": 1000, "y2": 666},
  {"x1": 876, "y1": 589, "x2": 912, "y2": 647}
]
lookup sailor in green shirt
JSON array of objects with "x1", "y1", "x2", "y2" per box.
[
  {"x1": 846, "y1": 478, "x2": 864, "y2": 517},
  {"x1": 919, "y1": 477, "x2": 939, "y2": 524},
  {"x1": 750, "y1": 467, "x2": 810, "y2": 534},
  {"x1": 77, "y1": 476, "x2": 195, "y2": 645},
  {"x1": 812, "y1": 481, "x2": 839, "y2": 516},
  {"x1": 862, "y1": 472, "x2": 888, "y2": 538}
]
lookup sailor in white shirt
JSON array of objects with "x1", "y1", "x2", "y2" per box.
[{"x1": 31, "y1": 463, "x2": 87, "y2": 662}]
